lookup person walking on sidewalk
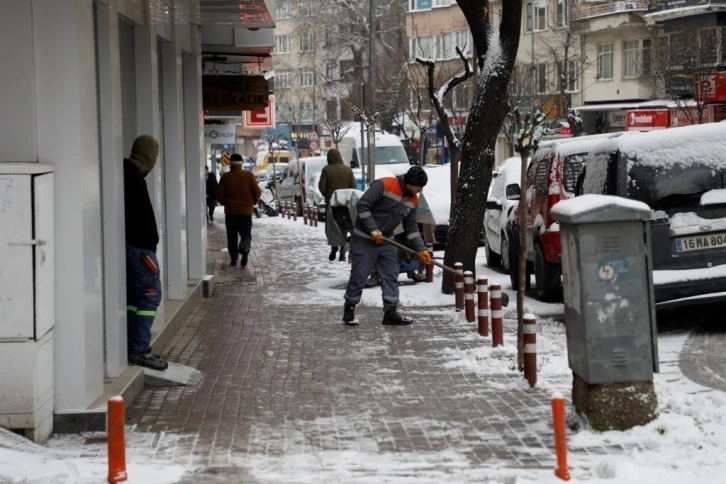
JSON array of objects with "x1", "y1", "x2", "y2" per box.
[
  {"x1": 205, "y1": 164, "x2": 218, "y2": 223},
  {"x1": 217, "y1": 153, "x2": 261, "y2": 267},
  {"x1": 123, "y1": 135, "x2": 168, "y2": 370},
  {"x1": 343, "y1": 166, "x2": 432, "y2": 326},
  {"x1": 318, "y1": 148, "x2": 357, "y2": 262}
]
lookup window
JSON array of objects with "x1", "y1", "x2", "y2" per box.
[
  {"x1": 409, "y1": 36, "x2": 433, "y2": 61},
  {"x1": 525, "y1": 1, "x2": 547, "y2": 33},
  {"x1": 556, "y1": 0, "x2": 568, "y2": 28},
  {"x1": 300, "y1": 69, "x2": 316, "y2": 87},
  {"x1": 700, "y1": 28, "x2": 719, "y2": 65},
  {"x1": 622, "y1": 40, "x2": 650, "y2": 78},
  {"x1": 276, "y1": 71, "x2": 291, "y2": 89},
  {"x1": 299, "y1": 33, "x2": 315, "y2": 52},
  {"x1": 339, "y1": 59, "x2": 355, "y2": 78},
  {"x1": 535, "y1": 63, "x2": 548, "y2": 93},
  {"x1": 598, "y1": 43, "x2": 614, "y2": 80},
  {"x1": 276, "y1": 0, "x2": 290, "y2": 19},
  {"x1": 298, "y1": 0, "x2": 312, "y2": 17},
  {"x1": 275, "y1": 35, "x2": 290, "y2": 54},
  {"x1": 668, "y1": 32, "x2": 683, "y2": 67},
  {"x1": 299, "y1": 102, "x2": 314, "y2": 119},
  {"x1": 559, "y1": 59, "x2": 578, "y2": 91},
  {"x1": 325, "y1": 62, "x2": 338, "y2": 80},
  {"x1": 435, "y1": 32, "x2": 455, "y2": 60},
  {"x1": 455, "y1": 29, "x2": 472, "y2": 54},
  {"x1": 326, "y1": 99, "x2": 338, "y2": 120},
  {"x1": 434, "y1": 0, "x2": 452, "y2": 6},
  {"x1": 454, "y1": 83, "x2": 472, "y2": 110}
]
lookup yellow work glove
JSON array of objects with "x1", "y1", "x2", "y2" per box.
[
  {"x1": 418, "y1": 250, "x2": 432, "y2": 264},
  {"x1": 371, "y1": 230, "x2": 383, "y2": 243}
]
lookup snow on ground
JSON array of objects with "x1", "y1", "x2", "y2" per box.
[{"x1": 0, "y1": 427, "x2": 186, "y2": 483}]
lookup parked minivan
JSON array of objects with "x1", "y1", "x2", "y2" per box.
[
  {"x1": 485, "y1": 156, "x2": 522, "y2": 272},
  {"x1": 508, "y1": 132, "x2": 635, "y2": 300},
  {"x1": 580, "y1": 123, "x2": 726, "y2": 306},
  {"x1": 278, "y1": 157, "x2": 328, "y2": 215},
  {"x1": 338, "y1": 123, "x2": 411, "y2": 176}
]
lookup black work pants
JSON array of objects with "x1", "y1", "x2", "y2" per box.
[
  {"x1": 225, "y1": 214, "x2": 252, "y2": 261},
  {"x1": 207, "y1": 197, "x2": 216, "y2": 221}
]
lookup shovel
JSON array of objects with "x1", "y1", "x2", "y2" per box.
[{"x1": 382, "y1": 237, "x2": 463, "y2": 277}]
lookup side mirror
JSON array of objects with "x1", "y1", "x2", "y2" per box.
[
  {"x1": 409, "y1": 157, "x2": 417, "y2": 165},
  {"x1": 505, "y1": 184, "x2": 521, "y2": 200},
  {"x1": 350, "y1": 159, "x2": 359, "y2": 168},
  {"x1": 486, "y1": 200, "x2": 501, "y2": 211}
]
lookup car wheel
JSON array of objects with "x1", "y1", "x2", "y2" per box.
[
  {"x1": 485, "y1": 235, "x2": 502, "y2": 267},
  {"x1": 501, "y1": 235, "x2": 510, "y2": 273},
  {"x1": 534, "y1": 243, "x2": 563, "y2": 301}
]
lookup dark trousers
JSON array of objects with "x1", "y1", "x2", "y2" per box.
[
  {"x1": 126, "y1": 245, "x2": 162, "y2": 354},
  {"x1": 225, "y1": 213, "x2": 252, "y2": 261},
  {"x1": 344, "y1": 235, "x2": 399, "y2": 311},
  {"x1": 207, "y1": 197, "x2": 216, "y2": 221}
]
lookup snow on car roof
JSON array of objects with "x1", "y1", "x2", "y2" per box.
[{"x1": 590, "y1": 123, "x2": 726, "y2": 168}]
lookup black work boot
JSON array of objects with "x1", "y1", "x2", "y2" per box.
[
  {"x1": 382, "y1": 308, "x2": 413, "y2": 326},
  {"x1": 230, "y1": 257, "x2": 238, "y2": 267},
  {"x1": 129, "y1": 352, "x2": 169, "y2": 370},
  {"x1": 241, "y1": 250, "x2": 249, "y2": 268},
  {"x1": 338, "y1": 249, "x2": 346, "y2": 262},
  {"x1": 329, "y1": 247, "x2": 338, "y2": 261},
  {"x1": 343, "y1": 305, "x2": 358, "y2": 326}
]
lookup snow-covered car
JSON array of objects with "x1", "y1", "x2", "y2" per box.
[
  {"x1": 484, "y1": 156, "x2": 522, "y2": 272},
  {"x1": 306, "y1": 171, "x2": 327, "y2": 221},
  {"x1": 580, "y1": 123, "x2": 726, "y2": 307},
  {"x1": 279, "y1": 157, "x2": 327, "y2": 215}
]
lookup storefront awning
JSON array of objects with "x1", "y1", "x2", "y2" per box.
[{"x1": 199, "y1": 0, "x2": 275, "y2": 28}]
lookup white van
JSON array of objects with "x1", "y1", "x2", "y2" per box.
[
  {"x1": 338, "y1": 123, "x2": 412, "y2": 176},
  {"x1": 278, "y1": 156, "x2": 328, "y2": 213}
]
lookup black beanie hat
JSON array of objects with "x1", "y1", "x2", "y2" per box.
[{"x1": 404, "y1": 165, "x2": 428, "y2": 187}]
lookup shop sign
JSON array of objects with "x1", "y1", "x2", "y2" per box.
[
  {"x1": 610, "y1": 110, "x2": 627, "y2": 128},
  {"x1": 626, "y1": 109, "x2": 669, "y2": 131},
  {"x1": 204, "y1": 125, "x2": 236, "y2": 145},
  {"x1": 243, "y1": 96, "x2": 276, "y2": 129},
  {"x1": 711, "y1": 103, "x2": 726, "y2": 122},
  {"x1": 694, "y1": 72, "x2": 726, "y2": 103},
  {"x1": 202, "y1": 75, "x2": 269, "y2": 111}
]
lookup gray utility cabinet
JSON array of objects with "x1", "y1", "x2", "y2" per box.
[{"x1": 552, "y1": 195, "x2": 659, "y2": 384}]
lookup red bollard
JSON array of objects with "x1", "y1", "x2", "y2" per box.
[
  {"x1": 464, "y1": 271, "x2": 475, "y2": 323},
  {"x1": 303, "y1": 206, "x2": 308, "y2": 225},
  {"x1": 313, "y1": 210, "x2": 318, "y2": 227},
  {"x1": 524, "y1": 314, "x2": 537, "y2": 387},
  {"x1": 425, "y1": 244, "x2": 434, "y2": 283},
  {"x1": 490, "y1": 284, "x2": 503, "y2": 347},
  {"x1": 477, "y1": 278, "x2": 489, "y2": 336},
  {"x1": 552, "y1": 393, "x2": 571, "y2": 481},
  {"x1": 454, "y1": 262, "x2": 464, "y2": 312},
  {"x1": 286, "y1": 202, "x2": 291, "y2": 219},
  {"x1": 107, "y1": 396, "x2": 127, "y2": 483},
  {"x1": 292, "y1": 204, "x2": 297, "y2": 221}
]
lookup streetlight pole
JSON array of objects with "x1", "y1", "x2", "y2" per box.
[{"x1": 368, "y1": 0, "x2": 376, "y2": 183}]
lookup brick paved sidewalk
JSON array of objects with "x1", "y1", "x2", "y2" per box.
[{"x1": 51, "y1": 215, "x2": 636, "y2": 482}]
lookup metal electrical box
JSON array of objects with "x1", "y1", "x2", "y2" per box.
[
  {"x1": 0, "y1": 164, "x2": 55, "y2": 442},
  {"x1": 551, "y1": 195, "x2": 659, "y2": 384}
]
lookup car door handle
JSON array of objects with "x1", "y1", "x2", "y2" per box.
[{"x1": 8, "y1": 239, "x2": 47, "y2": 246}]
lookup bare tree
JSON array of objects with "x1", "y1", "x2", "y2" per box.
[
  {"x1": 442, "y1": 0, "x2": 524, "y2": 294},
  {"x1": 639, "y1": 23, "x2": 720, "y2": 125},
  {"x1": 502, "y1": 62, "x2": 534, "y2": 156}
]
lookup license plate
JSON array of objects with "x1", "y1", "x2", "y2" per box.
[{"x1": 675, "y1": 233, "x2": 726, "y2": 252}]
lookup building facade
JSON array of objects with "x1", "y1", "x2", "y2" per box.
[{"x1": 0, "y1": 0, "x2": 275, "y2": 442}]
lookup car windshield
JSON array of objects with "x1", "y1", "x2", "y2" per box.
[
  {"x1": 627, "y1": 160, "x2": 726, "y2": 210},
  {"x1": 363, "y1": 146, "x2": 408, "y2": 165}
]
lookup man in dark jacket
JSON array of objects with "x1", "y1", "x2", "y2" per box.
[
  {"x1": 343, "y1": 165, "x2": 432, "y2": 326},
  {"x1": 318, "y1": 149, "x2": 357, "y2": 261},
  {"x1": 217, "y1": 154, "x2": 262, "y2": 267},
  {"x1": 124, "y1": 135, "x2": 167, "y2": 370},
  {"x1": 205, "y1": 165, "x2": 218, "y2": 222}
]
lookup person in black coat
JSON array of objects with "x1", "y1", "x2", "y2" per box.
[{"x1": 206, "y1": 165, "x2": 218, "y2": 222}]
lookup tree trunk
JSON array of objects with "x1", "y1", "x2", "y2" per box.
[
  {"x1": 517, "y1": 153, "x2": 529, "y2": 371},
  {"x1": 449, "y1": 147, "x2": 460, "y2": 221},
  {"x1": 418, "y1": 131, "x2": 426, "y2": 167}
]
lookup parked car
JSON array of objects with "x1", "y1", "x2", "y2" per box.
[
  {"x1": 507, "y1": 132, "x2": 635, "y2": 299},
  {"x1": 484, "y1": 156, "x2": 522, "y2": 272},
  {"x1": 579, "y1": 123, "x2": 726, "y2": 306},
  {"x1": 254, "y1": 150, "x2": 293, "y2": 173},
  {"x1": 279, "y1": 157, "x2": 328, "y2": 215},
  {"x1": 306, "y1": 171, "x2": 327, "y2": 221}
]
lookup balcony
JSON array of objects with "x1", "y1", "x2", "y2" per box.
[
  {"x1": 647, "y1": 0, "x2": 726, "y2": 21},
  {"x1": 572, "y1": 0, "x2": 648, "y2": 22}
]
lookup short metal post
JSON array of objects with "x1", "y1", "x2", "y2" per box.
[
  {"x1": 477, "y1": 278, "x2": 489, "y2": 336},
  {"x1": 491, "y1": 284, "x2": 503, "y2": 347},
  {"x1": 286, "y1": 202, "x2": 291, "y2": 220},
  {"x1": 313, "y1": 209, "x2": 318, "y2": 227},
  {"x1": 524, "y1": 314, "x2": 537, "y2": 387},
  {"x1": 292, "y1": 204, "x2": 297, "y2": 221},
  {"x1": 303, "y1": 206, "x2": 308, "y2": 225},
  {"x1": 464, "y1": 271, "x2": 475, "y2": 323},
  {"x1": 107, "y1": 396, "x2": 127, "y2": 483},
  {"x1": 425, "y1": 244, "x2": 434, "y2": 283},
  {"x1": 454, "y1": 262, "x2": 464, "y2": 312},
  {"x1": 552, "y1": 393, "x2": 571, "y2": 481}
]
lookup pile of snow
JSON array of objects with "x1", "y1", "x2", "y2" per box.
[
  {"x1": 551, "y1": 194, "x2": 651, "y2": 219},
  {"x1": 702, "y1": 189, "x2": 726, "y2": 207}
]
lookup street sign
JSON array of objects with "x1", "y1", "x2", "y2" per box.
[
  {"x1": 244, "y1": 95, "x2": 276, "y2": 129},
  {"x1": 309, "y1": 140, "x2": 319, "y2": 151}
]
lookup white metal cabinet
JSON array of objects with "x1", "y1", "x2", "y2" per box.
[{"x1": 0, "y1": 164, "x2": 54, "y2": 443}]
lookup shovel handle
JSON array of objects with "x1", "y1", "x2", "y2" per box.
[{"x1": 382, "y1": 236, "x2": 463, "y2": 277}]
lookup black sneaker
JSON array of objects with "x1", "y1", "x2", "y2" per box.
[
  {"x1": 329, "y1": 247, "x2": 338, "y2": 261},
  {"x1": 382, "y1": 308, "x2": 413, "y2": 326},
  {"x1": 241, "y1": 251, "x2": 249, "y2": 268},
  {"x1": 343, "y1": 305, "x2": 358, "y2": 326},
  {"x1": 129, "y1": 352, "x2": 169, "y2": 370}
]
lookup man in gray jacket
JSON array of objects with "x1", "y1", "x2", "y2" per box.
[{"x1": 343, "y1": 166, "x2": 432, "y2": 326}]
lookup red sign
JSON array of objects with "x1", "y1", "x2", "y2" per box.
[
  {"x1": 711, "y1": 103, "x2": 726, "y2": 122},
  {"x1": 694, "y1": 72, "x2": 726, "y2": 103},
  {"x1": 243, "y1": 95, "x2": 275, "y2": 128},
  {"x1": 448, "y1": 115, "x2": 468, "y2": 126},
  {"x1": 559, "y1": 127, "x2": 571, "y2": 135},
  {"x1": 626, "y1": 109, "x2": 669, "y2": 131}
]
